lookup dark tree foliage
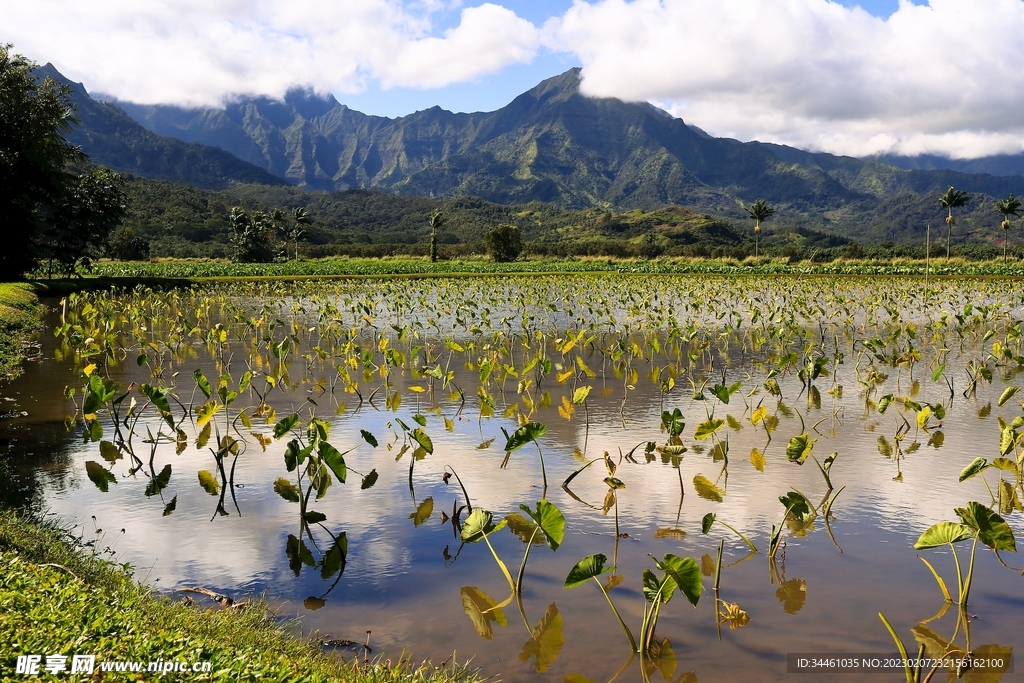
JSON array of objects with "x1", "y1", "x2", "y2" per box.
[
  {"x1": 106, "y1": 226, "x2": 150, "y2": 261},
  {"x1": 485, "y1": 223, "x2": 522, "y2": 262},
  {"x1": 38, "y1": 168, "x2": 127, "y2": 277},
  {"x1": 0, "y1": 45, "x2": 125, "y2": 278},
  {"x1": 229, "y1": 207, "x2": 281, "y2": 263}
]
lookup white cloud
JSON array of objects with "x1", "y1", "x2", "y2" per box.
[
  {"x1": 6, "y1": 0, "x2": 1024, "y2": 158},
  {"x1": 545, "y1": 0, "x2": 1024, "y2": 158},
  {"x1": 2, "y1": 0, "x2": 537, "y2": 107}
]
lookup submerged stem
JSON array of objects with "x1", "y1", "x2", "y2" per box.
[{"x1": 594, "y1": 577, "x2": 637, "y2": 652}]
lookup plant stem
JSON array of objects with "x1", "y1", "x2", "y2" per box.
[
  {"x1": 515, "y1": 527, "x2": 538, "y2": 595},
  {"x1": 594, "y1": 577, "x2": 637, "y2": 652},
  {"x1": 482, "y1": 533, "x2": 516, "y2": 593},
  {"x1": 961, "y1": 535, "x2": 979, "y2": 606}
]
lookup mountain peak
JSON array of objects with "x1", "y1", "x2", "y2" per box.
[{"x1": 523, "y1": 67, "x2": 583, "y2": 103}]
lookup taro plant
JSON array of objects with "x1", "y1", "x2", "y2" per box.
[
  {"x1": 503, "y1": 421, "x2": 549, "y2": 492},
  {"x1": 563, "y1": 552, "x2": 702, "y2": 662},
  {"x1": 460, "y1": 499, "x2": 565, "y2": 603},
  {"x1": 913, "y1": 501, "x2": 1016, "y2": 606}
]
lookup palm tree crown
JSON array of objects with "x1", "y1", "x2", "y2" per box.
[
  {"x1": 746, "y1": 199, "x2": 775, "y2": 257},
  {"x1": 938, "y1": 186, "x2": 970, "y2": 259}
]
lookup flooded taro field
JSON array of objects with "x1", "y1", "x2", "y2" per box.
[{"x1": 2, "y1": 273, "x2": 1023, "y2": 682}]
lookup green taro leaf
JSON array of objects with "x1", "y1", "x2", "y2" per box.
[
  {"x1": 505, "y1": 422, "x2": 547, "y2": 452},
  {"x1": 959, "y1": 457, "x2": 989, "y2": 482},
  {"x1": 193, "y1": 369, "x2": 211, "y2": 399},
  {"x1": 998, "y1": 386, "x2": 1019, "y2": 407},
  {"x1": 786, "y1": 434, "x2": 815, "y2": 464},
  {"x1": 655, "y1": 554, "x2": 703, "y2": 607},
  {"x1": 564, "y1": 553, "x2": 613, "y2": 588},
  {"x1": 460, "y1": 507, "x2": 506, "y2": 541},
  {"x1": 573, "y1": 385, "x2": 592, "y2": 405},
  {"x1": 85, "y1": 461, "x2": 116, "y2": 492},
  {"x1": 360, "y1": 429, "x2": 378, "y2": 448},
  {"x1": 779, "y1": 491, "x2": 814, "y2": 523},
  {"x1": 319, "y1": 442, "x2": 348, "y2": 483},
  {"x1": 914, "y1": 521, "x2": 973, "y2": 549},
  {"x1": 643, "y1": 568, "x2": 677, "y2": 604},
  {"x1": 955, "y1": 502, "x2": 1016, "y2": 551},
  {"x1": 701, "y1": 513, "x2": 716, "y2": 534},
  {"x1": 274, "y1": 414, "x2": 299, "y2": 439},
  {"x1": 411, "y1": 428, "x2": 434, "y2": 454},
  {"x1": 694, "y1": 418, "x2": 725, "y2": 440},
  {"x1": 303, "y1": 510, "x2": 327, "y2": 524},
  {"x1": 198, "y1": 470, "x2": 220, "y2": 496},
  {"x1": 931, "y1": 364, "x2": 946, "y2": 382},
  {"x1": 877, "y1": 394, "x2": 894, "y2": 414},
  {"x1": 520, "y1": 499, "x2": 566, "y2": 551},
  {"x1": 274, "y1": 477, "x2": 300, "y2": 503}
]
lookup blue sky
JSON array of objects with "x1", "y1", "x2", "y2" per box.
[
  {"x1": 341, "y1": 0, "x2": 912, "y2": 118},
  {"x1": 4, "y1": 0, "x2": 1020, "y2": 159}
]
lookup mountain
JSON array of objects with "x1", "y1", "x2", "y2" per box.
[
  {"x1": 110, "y1": 69, "x2": 1024, "y2": 225},
  {"x1": 35, "y1": 65, "x2": 288, "y2": 190},
  {"x1": 874, "y1": 153, "x2": 1024, "y2": 178}
]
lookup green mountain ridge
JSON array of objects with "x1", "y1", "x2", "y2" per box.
[
  {"x1": 34, "y1": 64, "x2": 288, "y2": 190},
  {"x1": 107, "y1": 68, "x2": 1024, "y2": 227}
]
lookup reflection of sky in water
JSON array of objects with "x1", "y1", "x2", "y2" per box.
[{"x1": 4, "y1": 279, "x2": 1024, "y2": 682}]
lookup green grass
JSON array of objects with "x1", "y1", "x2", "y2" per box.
[
  {"x1": 76, "y1": 255, "x2": 1024, "y2": 280},
  {"x1": 0, "y1": 283, "x2": 44, "y2": 381},
  {"x1": 0, "y1": 510, "x2": 484, "y2": 682}
]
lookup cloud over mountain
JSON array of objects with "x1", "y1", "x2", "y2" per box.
[{"x1": 8, "y1": 0, "x2": 1024, "y2": 159}]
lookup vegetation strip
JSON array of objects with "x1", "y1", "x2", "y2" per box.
[
  {"x1": 0, "y1": 283, "x2": 44, "y2": 382},
  {"x1": 0, "y1": 510, "x2": 484, "y2": 682}
]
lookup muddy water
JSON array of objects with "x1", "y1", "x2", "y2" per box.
[{"x1": 1, "y1": 291, "x2": 1021, "y2": 683}]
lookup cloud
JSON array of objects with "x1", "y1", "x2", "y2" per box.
[
  {"x1": 545, "y1": 0, "x2": 1024, "y2": 158},
  {"x1": 7, "y1": 0, "x2": 1024, "y2": 159},
  {"x1": 2, "y1": 0, "x2": 537, "y2": 107}
]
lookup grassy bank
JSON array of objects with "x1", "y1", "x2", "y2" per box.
[
  {"x1": 0, "y1": 283, "x2": 44, "y2": 382},
  {"x1": 80, "y1": 255, "x2": 1024, "y2": 279},
  {"x1": 0, "y1": 511, "x2": 482, "y2": 682}
]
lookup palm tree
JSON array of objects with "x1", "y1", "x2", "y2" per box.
[
  {"x1": 938, "y1": 186, "x2": 970, "y2": 260},
  {"x1": 995, "y1": 194, "x2": 1022, "y2": 263},
  {"x1": 747, "y1": 199, "x2": 775, "y2": 258},
  {"x1": 428, "y1": 209, "x2": 447, "y2": 263},
  {"x1": 289, "y1": 207, "x2": 310, "y2": 260}
]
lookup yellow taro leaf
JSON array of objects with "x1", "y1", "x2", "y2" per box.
[
  {"x1": 83, "y1": 363, "x2": 97, "y2": 377},
  {"x1": 556, "y1": 369, "x2": 575, "y2": 383},
  {"x1": 916, "y1": 406, "x2": 931, "y2": 430},
  {"x1": 750, "y1": 448, "x2": 766, "y2": 472},
  {"x1": 408, "y1": 385, "x2": 426, "y2": 393},
  {"x1": 693, "y1": 474, "x2": 725, "y2": 502},
  {"x1": 751, "y1": 405, "x2": 768, "y2": 426}
]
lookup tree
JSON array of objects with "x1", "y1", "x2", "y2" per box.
[
  {"x1": 0, "y1": 44, "x2": 90, "y2": 277},
  {"x1": 229, "y1": 207, "x2": 279, "y2": 263},
  {"x1": 37, "y1": 168, "x2": 127, "y2": 277},
  {"x1": 995, "y1": 194, "x2": 1022, "y2": 263},
  {"x1": 746, "y1": 199, "x2": 775, "y2": 258},
  {"x1": 938, "y1": 186, "x2": 971, "y2": 260},
  {"x1": 286, "y1": 207, "x2": 311, "y2": 260},
  {"x1": 428, "y1": 210, "x2": 447, "y2": 262},
  {"x1": 485, "y1": 224, "x2": 522, "y2": 262},
  {"x1": 107, "y1": 226, "x2": 150, "y2": 261}
]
